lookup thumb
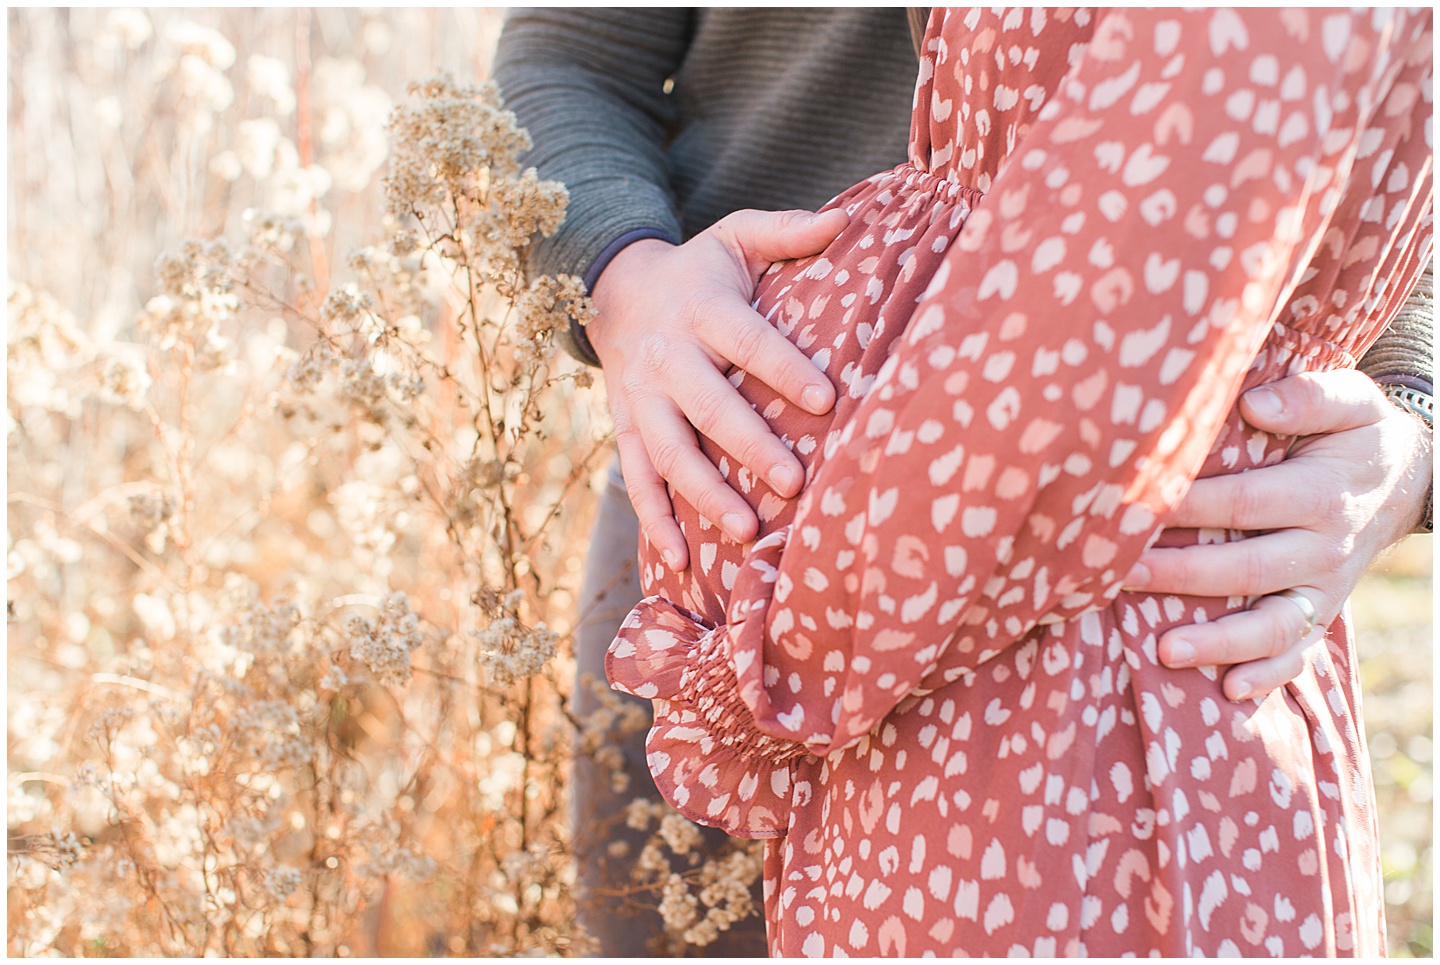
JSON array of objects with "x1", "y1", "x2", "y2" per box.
[
  {"x1": 712, "y1": 208, "x2": 850, "y2": 276},
  {"x1": 1239, "y1": 368, "x2": 1392, "y2": 436}
]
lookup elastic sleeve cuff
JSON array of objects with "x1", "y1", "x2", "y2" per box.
[
  {"x1": 606, "y1": 595, "x2": 804, "y2": 838},
  {"x1": 562, "y1": 228, "x2": 679, "y2": 367}
]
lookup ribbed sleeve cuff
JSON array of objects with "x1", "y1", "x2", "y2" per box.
[
  {"x1": 1359, "y1": 267, "x2": 1433, "y2": 387},
  {"x1": 582, "y1": 228, "x2": 679, "y2": 292}
]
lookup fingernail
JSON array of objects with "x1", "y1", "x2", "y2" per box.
[
  {"x1": 1164, "y1": 638, "x2": 1196, "y2": 666},
  {"x1": 768, "y1": 464, "x2": 799, "y2": 494},
  {"x1": 721, "y1": 513, "x2": 749, "y2": 542},
  {"x1": 1229, "y1": 680, "x2": 1256, "y2": 702},
  {"x1": 1244, "y1": 386, "x2": 1283, "y2": 420},
  {"x1": 802, "y1": 385, "x2": 831, "y2": 413},
  {"x1": 1122, "y1": 562, "x2": 1150, "y2": 590},
  {"x1": 663, "y1": 549, "x2": 682, "y2": 571}
]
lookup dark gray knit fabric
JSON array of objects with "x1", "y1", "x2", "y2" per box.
[
  {"x1": 1360, "y1": 265, "x2": 1434, "y2": 389},
  {"x1": 493, "y1": 8, "x2": 918, "y2": 284}
]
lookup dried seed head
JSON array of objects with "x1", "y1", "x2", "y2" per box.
[{"x1": 346, "y1": 592, "x2": 424, "y2": 687}]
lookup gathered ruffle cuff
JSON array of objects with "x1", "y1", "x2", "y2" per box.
[{"x1": 606, "y1": 591, "x2": 809, "y2": 839}]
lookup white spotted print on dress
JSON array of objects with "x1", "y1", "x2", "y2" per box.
[{"x1": 608, "y1": 6, "x2": 1432, "y2": 957}]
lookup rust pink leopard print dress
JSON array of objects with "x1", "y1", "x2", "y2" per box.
[{"x1": 607, "y1": 8, "x2": 1433, "y2": 956}]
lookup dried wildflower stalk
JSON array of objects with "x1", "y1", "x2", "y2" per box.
[
  {"x1": 7, "y1": 22, "x2": 615, "y2": 951},
  {"x1": 618, "y1": 798, "x2": 766, "y2": 952},
  {"x1": 9, "y1": 13, "x2": 766, "y2": 956}
]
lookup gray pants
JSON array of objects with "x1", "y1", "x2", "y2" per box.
[{"x1": 570, "y1": 459, "x2": 768, "y2": 956}]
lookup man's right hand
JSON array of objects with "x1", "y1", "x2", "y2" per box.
[{"x1": 586, "y1": 208, "x2": 850, "y2": 572}]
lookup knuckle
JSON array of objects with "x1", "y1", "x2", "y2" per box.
[
  {"x1": 1315, "y1": 366, "x2": 1371, "y2": 403},
  {"x1": 616, "y1": 443, "x2": 655, "y2": 485},
  {"x1": 1223, "y1": 612, "x2": 1277, "y2": 664},
  {"x1": 1140, "y1": 550, "x2": 1181, "y2": 591},
  {"x1": 1215, "y1": 619, "x2": 1249, "y2": 665},
  {"x1": 741, "y1": 417, "x2": 778, "y2": 457},
  {"x1": 1273, "y1": 650, "x2": 1307, "y2": 688},
  {"x1": 1301, "y1": 480, "x2": 1346, "y2": 522},
  {"x1": 1294, "y1": 488, "x2": 1329, "y2": 524},
  {"x1": 621, "y1": 460, "x2": 656, "y2": 502},
  {"x1": 737, "y1": 436, "x2": 783, "y2": 481},
  {"x1": 710, "y1": 210, "x2": 754, "y2": 245},
  {"x1": 623, "y1": 477, "x2": 656, "y2": 512},
  {"x1": 697, "y1": 492, "x2": 739, "y2": 532},
  {"x1": 636, "y1": 332, "x2": 672, "y2": 374},
  {"x1": 1311, "y1": 539, "x2": 1348, "y2": 575},
  {"x1": 720, "y1": 207, "x2": 766, "y2": 228},
  {"x1": 611, "y1": 408, "x2": 641, "y2": 437},
  {"x1": 1230, "y1": 476, "x2": 1268, "y2": 530},
  {"x1": 679, "y1": 290, "x2": 729, "y2": 339},
  {"x1": 1240, "y1": 547, "x2": 1272, "y2": 592},
  {"x1": 686, "y1": 384, "x2": 730, "y2": 431},
  {"x1": 713, "y1": 210, "x2": 746, "y2": 232},
  {"x1": 1270, "y1": 609, "x2": 1302, "y2": 658},
  {"x1": 1255, "y1": 599, "x2": 1301, "y2": 659},
  {"x1": 647, "y1": 437, "x2": 689, "y2": 479},
  {"x1": 1197, "y1": 621, "x2": 1243, "y2": 665},
  {"x1": 1180, "y1": 548, "x2": 1209, "y2": 586},
  {"x1": 1285, "y1": 370, "x2": 1329, "y2": 413},
  {"x1": 727, "y1": 321, "x2": 771, "y2": 371}
]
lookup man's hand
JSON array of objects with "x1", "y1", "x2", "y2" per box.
[
  {"x1": 587, "y1": 208, "x2": 850, "y2": 571},
  {"x1": 1123, "y1": 368, "x2": 1432, "y2": 701}
]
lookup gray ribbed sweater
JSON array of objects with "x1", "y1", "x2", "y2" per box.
[{"x1": 493, "y1": 9, "x2": 917, "y2": 304}]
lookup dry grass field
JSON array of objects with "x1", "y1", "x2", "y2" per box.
[
  {"x1": 7, "y1": 8, "x2": 1433, "y2": 957},
  {"x1": 1351, "y1": 537, "x2": 1434, "y2": 957}
]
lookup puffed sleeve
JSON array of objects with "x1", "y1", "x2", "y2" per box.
[{"x1": 607, "y1": 8, "x2": 1434, "y2": 837}]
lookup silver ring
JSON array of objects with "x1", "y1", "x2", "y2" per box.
[{"x1": 1270, "y1": 588, "x2": 1320, "y2": 639}]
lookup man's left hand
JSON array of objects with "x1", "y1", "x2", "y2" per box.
[{"x1": 1122, "y1": 368, "x2": 1432, "y2": 701}]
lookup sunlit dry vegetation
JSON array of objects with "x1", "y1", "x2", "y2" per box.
[
  {"x1": 7, "y1": 9, "x2": 762, "y2": 955},
  {"x1": 6, "y1": 8, "x2": 1431, "y2": 957}
]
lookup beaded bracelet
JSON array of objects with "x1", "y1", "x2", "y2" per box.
[{"x1": 1381, "y1": 382, "x2": 1434, "y2": 535}]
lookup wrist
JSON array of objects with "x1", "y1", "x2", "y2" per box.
[
  {"x1": 585, "y1": 236, "x2": 677, "y2": 363},
  {"x1": 561, "y1": 230, "x2": 678, "y2": 368},
  {"x1": 590, "y1": 237, "x2": 675, "y2": 311},
  {"x1": 1379, "y1": 379, "x2": 1434, "y2": 535}
]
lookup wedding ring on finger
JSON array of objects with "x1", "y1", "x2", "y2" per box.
[{"x1": 1269, "y1": 588, "x2": 1320, "y2": 640}]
